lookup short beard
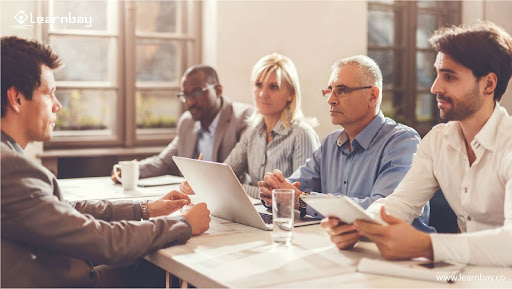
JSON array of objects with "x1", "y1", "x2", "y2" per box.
[{"x1": 439, "y1": 83, "x2": 481, "y2": 121}]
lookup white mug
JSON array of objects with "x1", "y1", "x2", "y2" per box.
[{"x1": 113, "y1": 160, "x2": 139, "y2": 191}]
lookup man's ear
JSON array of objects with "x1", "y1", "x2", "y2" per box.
[
  {"x1": 6, "y1": 87, "x2": 22, "y2": 113},
  {"x1": 482, "y1": 72, "x2": 498, "y2": 96},
  {"x1": 215, "y1": 84, "x2": 223, "y2": 98},
  {"x1": 368, "y1": 86, "x2": 380, "y2": 107}
]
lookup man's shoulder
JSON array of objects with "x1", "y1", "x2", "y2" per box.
[
  {"x1": 226, "y1": 99, "x2": 255, "y2": 116},
  {"x1": 381, "y1": 117, "x2": 420, "y2": 138}
]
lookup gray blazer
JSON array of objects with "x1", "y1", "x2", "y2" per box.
[
  {"x1": 139, "y1": 98, "x2": 255, "y2": 178},
  {"x1": 0, "y1": 140, "x2": 192, "y2": 287}
]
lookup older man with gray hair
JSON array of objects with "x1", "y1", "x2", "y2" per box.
[{"x1": 259, "y1": 55, "x2": 433, "y2": 234}]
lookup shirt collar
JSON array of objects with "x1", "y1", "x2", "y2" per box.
[
  {"x1": 1, "y1": 130, "x2": 25, "y2": 155},
  {"x1": 443, "y1": 102, "x2": 503, "y2": 152},
  {"x1": 336, "y1": 111, "x2": 386, "y2": 150},
  {"x1": 256, "y1": 118, "x2": 291, "y2": 137},
  {"x1": 195, "y1": 108, "x2": 222, "y2": 133},
  {"x1": 473, "y1": 102, "x2": 504, "y2": 151}
]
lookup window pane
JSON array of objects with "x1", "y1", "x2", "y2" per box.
[
  {"x1": 417, "y1": 1, "x2": 438, "y2": 8},
  {"x1": 136, "y1": 39, "x2": 179, "y2": 82},
  {"x1": 136, "y1": 90, "x2": 181, "y2": 130},
  {"x1": 368, "y1": 0, "x2": 394, "y2": 4},
  {"x1": 55, "y1": 89, "x2": 115, "y2": 132},
  {"x1": 416, "y1": 92, "x2": 435, "y2": 122},
  {"x1": 368, "y1": 50, "x2": 393, "y2": 87},
  {"x1": 51, "y1": 36, "x2": 115, "y2": 82},
  {"x1": 50, "y1": 0, "x2": 107, "y2": 31},
  {"x1": 368, "y1": 10, "x2": 394, "y2": 46},
  {"x1": 381, "y1": 90, "x2": 394, "y2": 117},
  {"x1": 416, "y1": 52, "x2": 436, "y2": 89},
  {"x1": 136, "y1": 1, "x2": 178, "y2": 33},
  {"x1": 416, "y1": 14, "x2": 438, "y2": 48}
]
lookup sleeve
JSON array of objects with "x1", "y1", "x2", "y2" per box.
[
  {"x1": 223, "y1": 127, "x2": 251, "y2": 180},
  {"x1": 69, "y1": 200, "x2": 141, "y2": 222},
  {"x1": 366, "y1": 129, "x2": 440, "y2": 224},
  {"x1": 138, "y1": 135, "x2": 180, "y2": 178},
  {"x1": 429, "y1": 145, "x2": 512, "y2": 266},
  {"x1": 1, "y1": 154, "x2": 192, "y2": 266},
  {"x1": 349, "y1": 129, "x2": 422, "y2": 209},
  {"x1": 287, "y1": 145, "x2": 322, "y2": 193},
  {"x1": 292, "y1": 124, "x2": 321, "y2": 173}
]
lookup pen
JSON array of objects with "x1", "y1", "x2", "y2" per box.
[{"x1": 198, "y1": 153, "x2": 203, "y2": 161}]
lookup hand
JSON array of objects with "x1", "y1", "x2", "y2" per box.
[
  {"x1": 181, "y1": 203, "x2": 211, "y2": 235},
  {"x1": 111, "y1": 169, "x2": 121, "y2": 184},
  {"x1": 321, "y1": 217, "x2": 361, "y2": 250},
  {"x1": 148, "y1": 190, "x2": 191, "y2": 217},
  {"x1": 179, "y1": 181, "x2": 195, "y2": 195},
  {"x1": 258, "y1": 169, "x2": 301, "y2": 207},
  {"x1": 353, "y1": 207, "x2": 433, "y2": 260}
]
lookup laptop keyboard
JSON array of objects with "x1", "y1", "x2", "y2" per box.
[{"x1": 259, "y1": 212, "x2": 273, "y2": 224}]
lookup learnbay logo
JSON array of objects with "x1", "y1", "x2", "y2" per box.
[{"x1": 11, "y1": 10, "x2": 92, "y2": 29}]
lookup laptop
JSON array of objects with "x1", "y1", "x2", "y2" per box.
[{"x1": 172, "y1": 156, "x2": 321, "y2": 231}]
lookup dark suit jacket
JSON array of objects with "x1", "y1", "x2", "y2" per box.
[
  {"x1": 138, "y1": 98, "x2": 254, "y2": 178},
  {"x1": 0, "y1": 140, "x2": 192, "y2": 287}
]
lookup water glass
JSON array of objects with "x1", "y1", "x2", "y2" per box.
[{"x1": 272, "y1": 189, "x2": 294, "y2": 245}]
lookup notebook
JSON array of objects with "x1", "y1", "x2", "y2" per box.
[{"x1": 172, "y1": 156, "x2": 321, "y2": 231}]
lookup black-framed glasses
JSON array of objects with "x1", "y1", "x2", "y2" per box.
[
  {"x1": 322, "y1": 85, "x2": 372, "y2": 98},
  {"x1": 177, "y1": 84, "x2": 216, "y2": 103}
]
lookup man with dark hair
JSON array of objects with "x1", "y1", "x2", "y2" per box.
[
  {"x1": 112, "y1": 65, "x2": 254, "y2": 181},
  {"x1": 321, "y1": 21, "x2": 512, "y2": 266},
  {"x1": 1, "y1": 36, "x2": 211, "y2": 287}
]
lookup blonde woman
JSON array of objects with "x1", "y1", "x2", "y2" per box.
[{"x1": 222, "y1": 53, "x2": 320, "y2": 198}]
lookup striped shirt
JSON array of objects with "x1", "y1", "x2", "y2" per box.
[{"x1": 224, "y1": 118, "x2": 320, "y2": 198}]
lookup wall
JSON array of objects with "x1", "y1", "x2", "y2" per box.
[
  {"x1": 206, "y1": 0, "x2": 512, "y2": 140},
  {"x1": 204, "y1": 1, "x2": 367, "y2": 139},
  {"x1": 462, "y1": 0, "x2": 512, "y2": 111}
]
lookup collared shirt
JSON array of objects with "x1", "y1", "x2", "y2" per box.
[
  {"x1": 195, "y1": 110, "x2": 221, "y2": 161},
  {"x1": 224, "y1": 118, "x2": 320, "y2": 199},
  {"x1": 1, "y1": 131, "x2": 24, "y2": 155},
  {"x1": 288, "y1": 112, "x2": 433, "y2": 232},
  {"x1": 367, "y1": 103, "x2": 512, "y2": 266}
]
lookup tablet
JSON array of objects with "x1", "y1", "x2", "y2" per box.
[{"x1": 301, "y1": 195, "x2": 386, "y2": 225}]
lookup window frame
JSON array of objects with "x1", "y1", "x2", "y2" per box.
[
  {"x1": 367, "y1": 1, "x2": 461, "y2": 136},
  {"x1": 43, "y1": 0, "x2": 202, "y2": 149}
]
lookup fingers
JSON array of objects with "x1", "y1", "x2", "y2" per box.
[
  {"x1": 379, "y1": 206, "x2": 401, "y2": 225},
  {"x1": 272, "y1": 169, "x2": 285, "y2": 182},
  {"x1": 179, "y1": 181, "x2": 195, "y2": 195},
  {"x1": 292, "y1": 181, "x2": 301, "y2": 189},
  {"x1": 320, "y1": 217, "x2": 339, "y2": 229},
  {"x1": 263, "y1": 173, "x2": 279, "y2": 188},
  {"x1": 259, "y1": 183, "x2": 272, "y2": 206},
  {"x1": 330, "y1": 231, "x2": 361, "y2": 250}
]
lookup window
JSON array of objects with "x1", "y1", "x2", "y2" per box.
[
  {"x1": 39, "y1": 0, "x2": 201, "y2": 148},
  {"x1": 367, "y1": 0, "x2": 460, "y2": 136}
]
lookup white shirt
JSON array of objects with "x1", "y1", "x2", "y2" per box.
[{"x1": 367, "y1": 103, "x2": 512, "y2": 266}]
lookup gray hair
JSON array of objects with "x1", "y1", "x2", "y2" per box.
[{"x1": 330, "y1": 55, "x2": 383, "y2": 106}]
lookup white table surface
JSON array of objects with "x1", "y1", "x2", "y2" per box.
[{"x1": 60, "y1": 176, "x2": 512, "y2": 288}]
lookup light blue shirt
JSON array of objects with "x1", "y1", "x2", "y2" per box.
[
  {"x1": 288, "y1": 112, "x2": 435, "y2": 233},
  {"x1": 195, "y1": 110, "x2": 221, "y2": 161}
]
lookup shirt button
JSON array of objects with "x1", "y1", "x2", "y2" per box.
[
  {"x1": 467, "y1": 216, "x2": 472, "y2": 221},
  {"x1": 343, "y1": 181, "x2": 347, "y2": 184}
]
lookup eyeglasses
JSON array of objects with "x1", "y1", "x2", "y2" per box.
[
  {"x1": 177, "y1": 84, "x2": 216, "y2": 103},
  {"x1": 322, "y1": 85, "x2": 373, "y2": 98}
]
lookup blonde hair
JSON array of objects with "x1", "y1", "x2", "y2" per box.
[{"x1": 249, "y1": 53, "x2": 317, "y2": 128}]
